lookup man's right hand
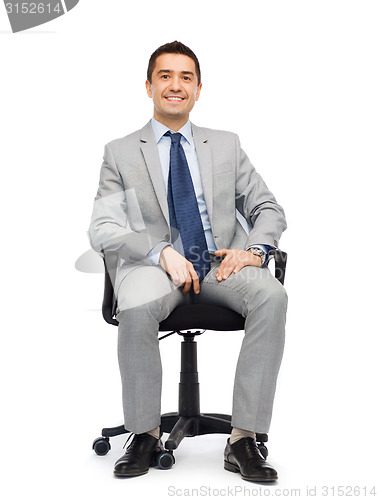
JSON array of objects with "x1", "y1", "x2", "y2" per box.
[{"x1": 159, "y1": 246, "x2": 200, "y2": 295}]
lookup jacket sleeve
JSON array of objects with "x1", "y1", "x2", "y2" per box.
[{"x1": 234, "y1": 134, "x2": 287, "y2": 248}]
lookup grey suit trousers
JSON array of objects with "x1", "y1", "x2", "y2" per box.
[{"x1": 116, "y1": 258, "x2": 287, "y2": 435}]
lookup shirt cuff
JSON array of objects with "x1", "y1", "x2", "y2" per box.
[{"x1": 147, "y1": 242, "x2": 172, "y2": 265}]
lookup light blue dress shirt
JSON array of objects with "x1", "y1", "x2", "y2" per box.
[{"x1": 149, "y1": 117, "x2": 272, "y2": 265}]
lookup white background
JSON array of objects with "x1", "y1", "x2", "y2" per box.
[{"x1": 1, "y1": 1, "x2": 377, "y2": 498}]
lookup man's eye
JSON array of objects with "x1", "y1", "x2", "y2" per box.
[{"x1": 161, "y1": 75, "x2": 170, "y2": 79}]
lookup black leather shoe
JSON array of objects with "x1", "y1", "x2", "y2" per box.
[
  {"x1": 114, "y1": 433, "x2": 164, "y2": 477},
  {"x1": 224, "y1": 437, "x2": 278, "y2": 482}
]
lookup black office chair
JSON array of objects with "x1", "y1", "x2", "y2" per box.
[{"x1": 92, "y1": 249, "x2": 287, "y2": 469}]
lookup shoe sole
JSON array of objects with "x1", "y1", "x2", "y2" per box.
[
  {"x1": 114, "y1": 469, "x2": 149, "y2": 478},
  {"x1": 224, "y1": 460, "x2": 278, "y2": 482}
]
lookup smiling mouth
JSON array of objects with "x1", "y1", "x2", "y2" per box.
[{"x1": 165, "y1": 96, "x2": 184, "y2": 102}]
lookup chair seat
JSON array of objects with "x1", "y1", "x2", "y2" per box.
[{"x1": 159, "y1": 304, "x2": 245, "y2": 332}]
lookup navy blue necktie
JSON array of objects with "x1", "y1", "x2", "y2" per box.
[{"x1": 165, "y1": 131, "x2": 210, "y2": 282}]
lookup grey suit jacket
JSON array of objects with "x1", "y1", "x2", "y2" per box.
[{"x1": 88, "y1": 120, "x2": 287, "y2": 292}]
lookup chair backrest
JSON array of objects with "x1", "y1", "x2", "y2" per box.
[{"x1": 102, "y1": 252, "x2": 119, "y2": 326}]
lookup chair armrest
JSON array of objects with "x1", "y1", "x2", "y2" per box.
[{"x1": 269, "y1": 249, "x2": 287, "y2": 285}]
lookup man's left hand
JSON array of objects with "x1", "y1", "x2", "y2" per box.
[{"x1": 214, "y1": 249, "x2": 262, "y2": 282}]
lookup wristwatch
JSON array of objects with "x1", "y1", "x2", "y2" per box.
[{"x1": 248, "y1": 247, "x2": 266, "y2": 267}]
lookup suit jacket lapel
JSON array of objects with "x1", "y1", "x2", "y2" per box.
[
  {"x1": 139, "y1": 121, "x2": 170, "y2": 225},
  {"x1": 191, "y1": 123, "x2": 213, "y2": 224},
  {"x1": 139, "y1": 121, "x2": 214, "y2": 228}
]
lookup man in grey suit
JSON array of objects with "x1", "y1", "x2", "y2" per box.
[{"x1": 89, "y1": 41, "x2": 288, "y2": 482}]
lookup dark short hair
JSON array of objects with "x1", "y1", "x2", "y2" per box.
[{"x1": 147, "y1": 41, "x2": 201, "y2": 85}]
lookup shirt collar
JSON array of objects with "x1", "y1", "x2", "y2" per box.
[{"x1": 151, "y1": 117, "x2": 193, "y2": 145}]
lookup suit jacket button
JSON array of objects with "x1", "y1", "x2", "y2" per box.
[{"x1": 165, "y1": 234, "x2": 170, "y2": 241}]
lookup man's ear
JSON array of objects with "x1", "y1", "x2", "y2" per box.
[
  {"x1": 145, "y1": 80, "x2": 152, "y2": 98},
  {"x1": 195, "y1": 83, "x2": 202, "y2": 101}
]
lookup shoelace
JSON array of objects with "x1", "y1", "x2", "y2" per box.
[{"x1": 243, "y1": 438, "x2": 264, "y2": 460}]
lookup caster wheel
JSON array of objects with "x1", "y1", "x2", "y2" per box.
[
  {"x1": 258, "y1": 444, "x2": 268, "y2": 459},
  {"x1": 156, "y1": 451, "x2": 175, "y2": 470},
  {"x1": 93, "y1": 437, "x2": 111, "y2": 456}
]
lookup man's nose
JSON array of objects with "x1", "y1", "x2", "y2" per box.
[{"x1": 169, "y1": 76, "x2": 182, "y2": 92}]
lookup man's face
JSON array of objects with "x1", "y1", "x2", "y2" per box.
[{"x1": 146, "y1": 53, "x2": 202, "y2": 129}]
